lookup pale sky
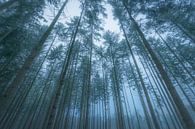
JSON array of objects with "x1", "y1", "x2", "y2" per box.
[
  {"x1": 103, "y1": 4, "x2": 121, "y2": 33},
  {"x1": 43, "y1": 0, "x2": 121, "y2": 34}
]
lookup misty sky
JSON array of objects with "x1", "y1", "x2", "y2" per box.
[{"x1": 43, "y1": 0, "x2": 121, "y2": 34}]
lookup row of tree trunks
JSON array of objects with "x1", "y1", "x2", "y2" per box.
[
  {"x1": 121, "y1": 1, "x2": 195, "y2": 128},
  {"x1": 139, "y1": 49, "x2": 184, "y2": 129},
  {"x1": 171, "y1": 20, "x2": 195, "y2": 44},
  {"x1": 0, "y1": 34, "x2": 58, "y2": 129},
  {"x1": 2, "y1": 0, "x2": 69, "y2": 97},
  {"x1": 120, "y1": 21, "x2": 161, "y2": 129},
  {"x1": 109, "y1": 37, "x2": 126, "y2": 129},
  {"x1": 155, "y1": 29, "x2": 195, "y2": 81},
  {"x1": 43, "y1": 6, "x2": 84, "y2": 129}
]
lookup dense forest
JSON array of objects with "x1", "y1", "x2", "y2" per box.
[{"x1": 0, "y1": 0, "x2": 195, "y2": 129}]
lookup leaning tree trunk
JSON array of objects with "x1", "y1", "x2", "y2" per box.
[
  {"x1": 2, "y1": 0, "x2": 69, "y2": 97},
  {"x1": 121, "y1": 1, "x2": 195, "y2": 128}
]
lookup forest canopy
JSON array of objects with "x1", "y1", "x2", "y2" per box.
[{"x1": 0, "y1": 0, "x2": 195, "y2": 129}]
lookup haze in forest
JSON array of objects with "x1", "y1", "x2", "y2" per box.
[{"x1": 0, "y1": 0, "x2": 194, "y2": 129}]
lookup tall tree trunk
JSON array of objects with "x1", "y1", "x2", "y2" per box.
[
  {"x1": 121, "y1": 59, "x2": 135, "y2": 129},
  {"x1": 139, "y1": 51, "x2": 183, "y2": 129},
  {"x1": 155, "y1": 29, "x2": 195, "y2": 81},
  {"x1": 12, "y1": 34, "x2": 58, "y2": 129},
  {"x1": 122, "y1": 2, "x2": 195, "y2": 128},
  {"x1": 155, "y1": 48, "x2": 195, "y2": 111},
  {"x1": 63, "y1": 46, "x2": 80, "y2": 128},
  {"x1": 109, "y1": 41, "x2": 125, "y2": 129},
  {"x1": 120, "y1": 21, "x2": 161, "y2": 129},
  {"x1": 43, "y1": 6, "x2": 84, "y2": 129},
  {"x1": 2, "y1": 0, "x2": 69, "y2": 97},
  {"x1": 127, "y1": 56, "x2": 152, "y2": 129},
  {"x1": 102, "y1": 66, "x2": 107, "y2": 129},
  {"x1": 142, "y1": 46, "x2": 186, "y2": 129},
  {"x1": 80, "y1": 25, "x2": 94, "y2": 129},
  {"x1": 0, "y1": 34, "x2": 57, "y2": 129},
  {"x1": 29, "y1": 61, "x2": 57, "y2": 129},
  {"x1": 137, "y1": 53, "x2": 172, "y2": 129},
  {"x1": 85, "y1": 30, "x2": 93, "y2": 129},
  {"x1": 70, "y1": 73, "x2": 80, "y2": 129}
]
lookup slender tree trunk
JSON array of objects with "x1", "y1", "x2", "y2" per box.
[
  {"x1": 0, "y1": 58, "x2": 44, "y2": 129},
  {"x1": 63, "y1": 48, "x2": 80, "y2": 128},
  {"x1": 85, "y1": 25, "x2": 93, "y2": 129},
  {"x1": 123, "y1": 81, "x2": 135, "y2": 129},
  {"x1": 121, "y1": 2, "x2": 195, "y2": 128},
  {"x1": 155, "y1": 48, "x2": 195, "y2": 111},
  {"x1": 29, "y1": 62, "x2": 57, "y2": 129},
  {"x1": 2, "y1": 0, "x2": 69, "y2": 97},
  {"x1": 140, "y1": 51, "x2": 182, "y2": 129},
  {"x1": 79, "y1": 58, "x2": 89, "y2": 129},
  {"x1": 103, "y1": 74, "x2": 107, "y2": 129},
  {"x1": 155, "y1": 29, "x2": 195, "y2": 81},
  {"x1": 70, "y1": 74, "x2": 79, "y2": 129},
  {"x1": 109, "y1": 41, "x2": 125, "y2": 129},
  {"x1": 79, "y1": 27, "x2": 93, "y2": 129},
  {"x1": 171, "y1": 20, "x2": 195, "y2": 44},
  {"x1": 142, "y1": 47, "x2": 186, "y2": 129},
  {"x1": 127, "y1": 56, "x2": 152, "y2": 129},
  {"x1": 137, "y1": 53, "x2": 172, "y2": 129},
  {"x1": 14, "y1": 34, "x2": 58, "y2": 129},
  {"x1": 120, "y1": 60, "x2": 133, "y2": 129},
  {"x1": 120, "y1": 21, "x2": 160, "y2": 129},
  {"x1": 0, "y1": 33, "x2": 57, "y2": 129},
  {"x1": 43, "y1": 6, "x2": 84, "y2": 129}
]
